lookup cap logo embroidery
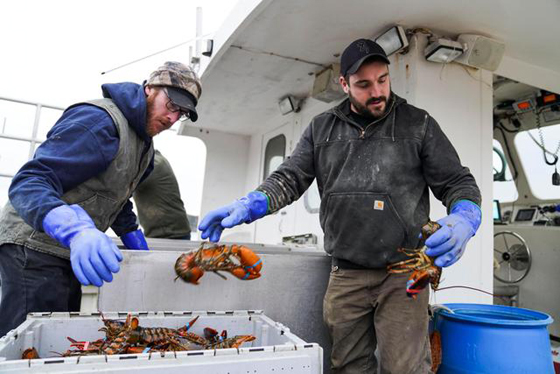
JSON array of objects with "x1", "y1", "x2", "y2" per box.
[{"x1": 357, "y1": 41, "x2": 370, "y2": 53}]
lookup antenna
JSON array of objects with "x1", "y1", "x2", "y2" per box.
[{"x1": 101, "y1": 6, "x2": 208, "y2": 75}]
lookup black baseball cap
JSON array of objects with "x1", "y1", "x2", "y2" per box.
[{"x1": 340, "y1": 39, "x2": 390, "y2": 77}]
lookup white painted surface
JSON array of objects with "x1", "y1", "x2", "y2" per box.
[
  {"x1": 181, "y1": 126, "x2": 252, "y2": 242},
  {"x1": 254, "y1": 119, "x2": 296, "y2": 245},
  {"x1": 400, "y1": 35, "x2": 494, "y2": 304}
]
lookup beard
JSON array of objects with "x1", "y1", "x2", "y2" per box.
[
  {"x1": 348, "y1": 90, "x2": 389, "y2": 119},
  {"x1": 145, "y1": 90, "x2": 171, "y2": 137}
]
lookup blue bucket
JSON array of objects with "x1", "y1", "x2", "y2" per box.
[{"x1": 434, "y1": 303, "x2": 554, "y2": 374}]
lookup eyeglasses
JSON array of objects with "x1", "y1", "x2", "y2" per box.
[{"x1": 163, "y1": 88, "x2": 190, "y2": 121}]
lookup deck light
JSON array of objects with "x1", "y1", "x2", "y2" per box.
[
  {"x1": 424, "y1": 38, "x2": 464, "y2": 63},
  {"x1": 278, "y1": 96, "x2": 299, "y2": 115},
  {"x1": 202, "y1": 39, "x2": 214, "y2": 57},
  {"x1": 375, "y1": 26, "x2": 409, "y2": 56}
]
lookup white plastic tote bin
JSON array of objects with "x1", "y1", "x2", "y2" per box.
[{"x1": 0, "y1": 310, "x2": 323, "y2": 373}]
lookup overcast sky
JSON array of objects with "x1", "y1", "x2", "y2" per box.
[
  {"x1": 0, "y1": 0, "x2": 239, "y2": 221},
  {"x1": 0, "y1": 0, "x2": 236, "y2": 106}
]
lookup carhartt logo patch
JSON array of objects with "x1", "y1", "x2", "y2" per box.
[{"x1": 374, "y1": 200, "x2": 384, "y2": 210}]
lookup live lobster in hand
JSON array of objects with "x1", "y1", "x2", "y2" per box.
[
  {"x1": 175, "y1": 243, "x2": 263, "y2": 284},
  {"x1": 387, "y1": 221, "x2": 442, "y2": 298}
]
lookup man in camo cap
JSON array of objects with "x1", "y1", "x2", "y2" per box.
[
  {"x1": 0, "y1": 61, "x2": 202, "y2": 338},
  {"x1": 147, "y1": 61, "x2": 202, "y2": 123}
]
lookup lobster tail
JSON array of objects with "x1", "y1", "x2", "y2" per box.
[{"x1": 174, "y1": 253, "x2": 205, "y2": 284}]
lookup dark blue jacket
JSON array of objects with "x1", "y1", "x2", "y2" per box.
[{"x1": 9, "y1": 82, "x2": 154, "y2": 235}]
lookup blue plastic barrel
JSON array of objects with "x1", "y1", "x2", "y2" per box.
[{"x1": 434, "y1": 303, "x2": 554, "y2": 374}]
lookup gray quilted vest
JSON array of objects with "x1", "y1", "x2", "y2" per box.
[{"x1": 0, "y1": 99, "x2": 154, "y2": 259}]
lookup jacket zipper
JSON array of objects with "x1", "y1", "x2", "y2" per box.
[
  {"x1": 332, "y1": 96, "x2": 400, "y2": 139},
  {"x1": 360, "y1": 99, "x2": 397, "y2": 139}
]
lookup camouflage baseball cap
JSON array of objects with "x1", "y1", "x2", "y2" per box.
[{"x1": 148, "y1": 61, "x2": 202, "y2": 122}]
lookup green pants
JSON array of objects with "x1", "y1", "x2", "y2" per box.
[{"x1": 323, "y1": 267, "x2": 433, "y2": 374}]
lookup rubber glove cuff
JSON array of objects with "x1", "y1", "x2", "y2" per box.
[
  {"x1": 238, "y1": 191, "x2": 268, "y2": 224},
  {"x1": 450, "y1": 200, "x2": 482, "y2": 236},
  {"x1": 120, "y1": 229, "x2": 149, "y2": 250},
  {"x1": 43, "y1": 204, "x2": 97, "y2": 247}
]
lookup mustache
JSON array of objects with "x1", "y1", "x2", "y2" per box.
[{"x1": 366, "y1": 96, "x2": 387, "y2": 106}]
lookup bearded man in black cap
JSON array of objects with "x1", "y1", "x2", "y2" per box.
[
  {"x1": 198, "y1": 38, "x2": 482, "y2": 373},
  {"x1": 0, "y1": 61, "x2": 201, "y2": 338}
]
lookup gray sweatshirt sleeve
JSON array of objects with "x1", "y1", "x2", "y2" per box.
[
  {"x1": 256, "y1": 123, "x2": 316, "y2": 213},
  {"x1": 421, "y1": 116, "x2": 482, "y2": 212}
]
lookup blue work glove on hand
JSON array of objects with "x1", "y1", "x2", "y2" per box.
[
  {"x1": 120, "y1": 229, "x2": 149, "y2": 250},
  {"x1": 43, "y1": 204, "x2": 123, "y2": 287},
  {"x1": 198, "y1": 191, "x2": 268, "y2": 242},
  {"x1": 425, "y1": 200, "x2": 482, "y2": 267}
]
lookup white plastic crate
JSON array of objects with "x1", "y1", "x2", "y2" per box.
[{"x1": 0, "y1": 310, "x2": 323, "y2": 373}]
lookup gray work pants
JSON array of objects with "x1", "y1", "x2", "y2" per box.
[{"x1": 323, "y1": 267, "x2": 433, "y2": 374}]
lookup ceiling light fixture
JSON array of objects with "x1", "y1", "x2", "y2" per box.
[
  {"x1": 278, "y1": 96, "x2": 299, "y2": 115},
  {"x1": 375, "y1": 25, "x2": 409, "y2": 56},
  {"x1": 424, "y1": 38, "x2": 464, "y2": 63}
]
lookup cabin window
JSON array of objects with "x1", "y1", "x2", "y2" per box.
[
  {"x1": 263, "y1": 134, "x2": 286, "y2": 180},
  {"x1": 514, "y1": 123, "x2": 560, "y2": 200},
  {"x1": 493, "y1": 139, "x2": 518, "y2": 203},
  {"x1": 146, "y1": 131, "x2": 207, "y2": 239}
]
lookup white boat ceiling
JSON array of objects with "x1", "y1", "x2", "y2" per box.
[{"x1": 193, "y1": 0, "x2": 560, "y2": 136}]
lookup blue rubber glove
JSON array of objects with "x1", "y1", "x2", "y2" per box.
[
  {"x1": 425, "y1": 200, "x2": 482, "y2": 267},
  {"x1": 120, "y1": 229, "x2": 149, "y2": 250},
  {"x1": 198, "y1": 191, "x2": 268, "y2": 242},
  {"x1": 43, "y1": 204, "x2": 123, "y2": 287}
]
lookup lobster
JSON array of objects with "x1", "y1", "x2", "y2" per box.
[
  {"x1": 102, "y1": 314, "x2": 197, "y2": 354},
  {"x1": 58, "y1": 337, "x2": 106, "y2": 357},
  {"x1": 180, "y1": 331, "x2": 210, "y2": 346},
  {"x1": 21, "y1": 347, "x2": 40, "y2": 360},
  {"x1": 208, "y1": 335, "x2": 256, "y2": 349},
  {"x1": 174, "y1": 243, "x2": 263, "y2": 284},
  {"x1": 56, "y1": 313, "x2": 256, "y2": 358},
  {"x1": 180, "y1": 329, "x2": 256, "y2": 349},
  {"x1": 387, "y1": 221, "x2": 442, "y2": 298}
]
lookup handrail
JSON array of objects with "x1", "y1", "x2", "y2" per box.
[
  {"x1": 0, "y1": 96, "x2": 64, "y2": 180},
  {"x1": 0, "y1": 95, "x2": 64, "y2": 111}
]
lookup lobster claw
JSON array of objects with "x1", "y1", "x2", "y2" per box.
[
  {"x1": 230, "y1": 245, "x2": 262, "y2": 281},
  {"x1": 229, "y1": 244, "x2": 262, "y2": 280},
  {"x1": 406, "y1": 270, "x2": 432, "y2": 299},
  {"x1": 230, "y1": 267, "x2": 262, "y2": 280},
  {"x1": 405, "y1": 266, "x2": 442, "y2": 298},
  {"x1": 232, "y1": 245, "x2": 263, "y2": 274},
  {"x1": 230, "y1": 335, "x2": 256, "y2": 349}
]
